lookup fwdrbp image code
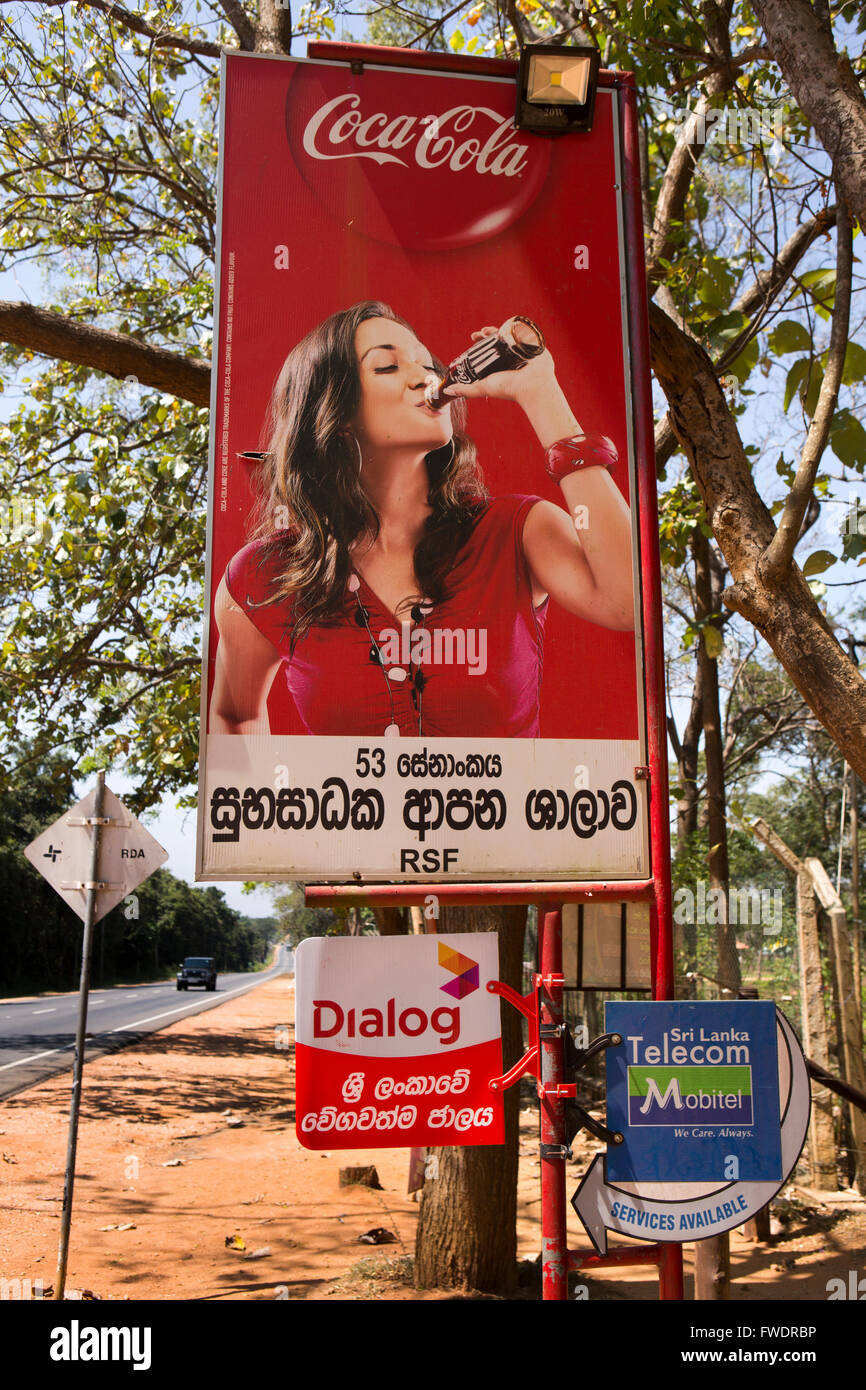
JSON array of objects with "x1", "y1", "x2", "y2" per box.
[{"x1": 628, "y1": 1065, "x2": 754, "y2": 1126}]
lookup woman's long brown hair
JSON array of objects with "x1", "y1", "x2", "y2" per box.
[{"x1": 246, "y1": 300, "x2": 487, "y2": 650}]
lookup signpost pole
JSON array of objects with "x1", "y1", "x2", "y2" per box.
[
  {"x1": 539, "y1": 907, "x2": 568, "y2": 1300},
  {"x1": 53, "y1": 770, "x2": 104, "y2": 1302}
]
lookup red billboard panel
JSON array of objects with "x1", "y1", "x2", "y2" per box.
[{"x1": 197, "y1": 51, "x2": 649, "y2": 884}]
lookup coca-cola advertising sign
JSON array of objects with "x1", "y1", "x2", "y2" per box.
[
  {"x1": 197, "y1": 51, "x2": 650, "y2": 885},
  {"x1": 294, "y1": 934, "x2": 504, "y2": 1149},
  {"x1": 287, "y1": 70, "x2": 551, "y2": 249}
]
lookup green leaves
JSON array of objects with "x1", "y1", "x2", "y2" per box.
[
  {"x1": 768, "y1": 320, "x2": 812, "y2": 355},
  {"x1": 801, "y1": 550, "x2": 837, "y2": 578},
  {"x1": 830, "y1": 410, "x2": 866, "y2": 471},
  {"x1": 783, "y1": 358, "x2": 820, "y2": 414},
  {"x1": 841, "y1": 342, "x2": 866, "y2": 387},
  {"x1": 800, "y1": 268, "x2": 836, "y2": 320}
]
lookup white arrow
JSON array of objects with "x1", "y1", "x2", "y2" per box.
[{"x1": 572, "y1": 1009, "x2": 810, "y2": 1254}]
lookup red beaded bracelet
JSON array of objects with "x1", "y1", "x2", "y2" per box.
[{"x1": 545, "y1": 432, "x2": 618, "y2": 482}]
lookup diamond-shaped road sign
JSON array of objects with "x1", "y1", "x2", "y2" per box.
[{"x1": 24, "y1": 784, "x2": 168, "y2": 924}]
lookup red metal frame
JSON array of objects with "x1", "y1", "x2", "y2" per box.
[{"x1": 301, "y1": 40, "x2": 682, "y2": 1303}]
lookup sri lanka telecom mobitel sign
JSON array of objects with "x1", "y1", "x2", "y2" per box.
[
  {"x1": 294, "y1": 934, "x2": 504, "y2": 1149},
  {"x1": 605, "y1": 1001, "x2": 782, "y2": 1182}
]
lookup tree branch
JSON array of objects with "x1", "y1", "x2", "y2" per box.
[
  {"x1": 13, "y1": 0, "x2": 225, "y2": 59},
  {"x1": 731, "y1": 205, "x2": 837, "y2": 319},
  {"x1": 653, "y1": 205, "x2": 838, "y2": 471},
  {"x1": 646, "y1": 72, "x2": 731, "y2": 286},
  {"x1": 649, "y1": 296, "x2": 866, "y2": 784},
  {"x1": 752, "y1": 0, "x2": 866, "y2": 231},
  {"x1": 218, "y1": 0, "x2": 256, "y2": 51},
  {"x1": 759, "y1": 196, "x2": 853, "y2": 586},
  {"x1": 0, "y1": 301, "x2": 210, "y2": 406}
]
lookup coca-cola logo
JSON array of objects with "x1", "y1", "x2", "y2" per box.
[
  {"x1": 302, "y1": 94, "x2": 529, "y2": 178},
  {"x1": 286, "y1": 67, "x2": 551, "y2": 251}
]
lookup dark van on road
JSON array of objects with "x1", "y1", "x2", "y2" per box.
[{"x1": 177, "y1": 957, "x2": 217, "y2": 991}]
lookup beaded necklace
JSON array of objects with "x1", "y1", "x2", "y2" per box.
[{"x1": 347, "y1": 573, "x2": 433, "y2": 737}]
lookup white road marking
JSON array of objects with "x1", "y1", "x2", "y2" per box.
[
  {"x1": 32, "y1": 1008, "x2": 56, "y2": 1015},
  {"x1": 0, "y1": 972, "x2": 277, "y2": 1071},
  {"x1": 0, "y1": 1046, "x2": 68, "y2": 1072},
  {"x1": 109, "y1": 977, "x2": 273, "y2": 1033}
]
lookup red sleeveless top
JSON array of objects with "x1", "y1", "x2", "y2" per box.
[{"x1": 224, "y1": 494, "x2": 548, "y2": 738}]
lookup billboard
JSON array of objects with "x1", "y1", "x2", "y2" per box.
[{"x1": 196, "y1": 50, "x2": 650, "y2": 884}]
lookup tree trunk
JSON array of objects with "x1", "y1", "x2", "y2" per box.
[
  {"x1": 414, "y1": 904, "x2": 526, "y2": 1295},
  {"x1": 669, "y1": 653, "x2": 704, "y2": 852},
  {"x1": 693, "y1": 530, "x2": 739, "y2": 1002},
  {"x1": 752, "y1": 819, "x2": 836, "y2": 1188},
  {"x1": 850, "y1": 775, "x2": 862, "y2": 1030},
  {"x1": 372, "y1": 906, "x2": 408, "y2": 935},
  {"x1": 797, "y1": 874, "x2": 837, "y2": 1189},
  {"x1": 692, "y1": 527, "x2": 734, "y2": 1298},
  {"x1": 804, "y1": 858, "x2": 866, "y2": 1195}
]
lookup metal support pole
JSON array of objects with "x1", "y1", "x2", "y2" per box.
[
  {"x1": 658, "y1": 1240, "x2": 686, "y2": 1300},
  {"x1": 539, "y1": 907, "x2": 568, "y2": 1300},
  {"x1": 53, "y1": 770, "x2": 104, "y2": 1302}
]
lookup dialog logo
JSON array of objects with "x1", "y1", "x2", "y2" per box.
[{"x1": 439, "y1": 942, "x2": 479, "y2": 1000}]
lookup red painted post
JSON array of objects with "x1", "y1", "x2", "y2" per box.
[
  {"x1": 658, "y1": 1242, "x2": 686, "y2": 1300},
  {"x1": 539, "y1": 907, "x2": 568, "y2": 1301},
  {"x1": 619, "y1": 71, "x2": 684, "y2": 1303}
]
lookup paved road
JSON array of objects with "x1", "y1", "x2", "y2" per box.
[{"x1": 0, "y1": 945, "x2": 294, "y2": 1100}]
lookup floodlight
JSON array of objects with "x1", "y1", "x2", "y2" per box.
[{"x1": 515, "y1": 44, "x2": 601, "y2": 134}]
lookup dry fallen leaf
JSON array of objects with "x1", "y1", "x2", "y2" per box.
[
  {"x1": 162, "y1": 1159, "x2": 184, "y2": 1167},
  {"x1": 244, "y1": 1247, "x2": 271, "y2": 1261}
]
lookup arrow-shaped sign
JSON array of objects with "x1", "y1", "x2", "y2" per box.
[{"x1": 571, "y1": 1009, "x2": 810, "y2": 1254}]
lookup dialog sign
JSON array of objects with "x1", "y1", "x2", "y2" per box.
[
  {"x1": 294, "y1": 933, "x2": 504, "y2": 1149},
  {"x1": 605, "y1": 1001, "x2": 782, "y2": 1182},
  {"x1": 196, "y1": 51, "x2": 650, "y2": 885}
]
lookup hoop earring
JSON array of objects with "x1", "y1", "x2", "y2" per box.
[{"x1": 347, "y1": 432, "x2": 364, "y2": 475}]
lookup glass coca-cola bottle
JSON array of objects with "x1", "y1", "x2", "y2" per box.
[{"x1": 425, "y1": 315, "x2": 545, "y2": 408}]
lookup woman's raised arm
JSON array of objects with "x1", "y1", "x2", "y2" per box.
[
  {"x1": 442, "y1": 330, "x2": 635, "y2": 632},
  {"x1": 208, "y1": 574, "x2": 282, "y2": 733}
]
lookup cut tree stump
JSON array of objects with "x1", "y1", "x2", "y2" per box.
[{"x1": 339, "y1": 1165, "x2": 382, "y2": 1189}]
